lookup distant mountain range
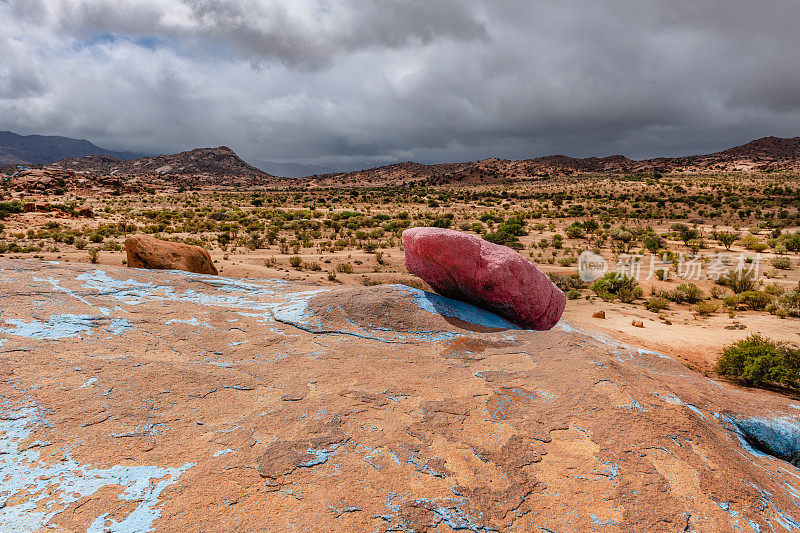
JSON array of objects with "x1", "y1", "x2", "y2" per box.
[
  {"x1": 307, "y1": 136, "x2": 800, "y2": 186},
  {"x1": 3, "y1": 131, "x2": 798, "y2": 186},
  {"x1": 0, "y1": 131, "x2": 144, "y2": 166}
]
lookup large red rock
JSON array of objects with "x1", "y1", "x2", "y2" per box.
[
  {"x1": 125, "y1": 234, "x2": 218, "y2": 275},
  {"x1": 402, "y1": 227, "x2": 565, "y2": 330}
]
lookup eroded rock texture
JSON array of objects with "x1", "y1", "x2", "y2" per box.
[{"x1": 1, "y1": 259, "x2": 799, "y2": 531}]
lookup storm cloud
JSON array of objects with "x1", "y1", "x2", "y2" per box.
[{"x1": 1, "y1": 0, "x2": 799, "y2": 169}]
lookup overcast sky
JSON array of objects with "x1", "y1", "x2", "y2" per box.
[{"x1": 1, "y1": 0, "x2": 799, "y2": 170}]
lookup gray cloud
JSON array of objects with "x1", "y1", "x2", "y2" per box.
[{"x1": 1, "y1": 0, "x2": 799, "y2": 168}]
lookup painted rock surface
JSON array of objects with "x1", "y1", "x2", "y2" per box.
[
  {"x1": 125, "y1": 234, "x2": 218, "y2": 275},
  {"x1": 1, "y1": 258, "x2": 799, "y2": 531},
  {"x1": 402, "y1": 227, "x2": 566, "y2": 330}
]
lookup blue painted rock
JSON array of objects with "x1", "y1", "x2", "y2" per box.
[
  {"x1": 402, "y1": 227, "x2": 566, "y2": 330},
  {"x1": 1, "y1": 258, "x2": 798, "y2": 531}
]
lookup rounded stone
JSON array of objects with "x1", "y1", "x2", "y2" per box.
[{"x1": 402, "y1": 227, "x2": 566, "y2": 330}]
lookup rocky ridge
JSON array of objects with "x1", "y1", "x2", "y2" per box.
[
  {"x1": 306, "y1": 136, "x2": 800, "y2": 186},
  {"x1": 42, "y1": 146, "x2": 277, "y2": 187},
  {"x1": 0, "y1": 131, "x2": 143, "y2": 167}
]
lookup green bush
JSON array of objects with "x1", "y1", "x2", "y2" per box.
[
  {"x1": 718, "y1": 269, "x2": 757, "y2": 294},
  {"x1": 336, "y1": 262, "x2": 353, "y2": 274},
  {"x1": 548, "y1": 273, "x2": 583, "y2": 292},
  {"x1": 668, "y1": 283, "x2": 704, "y2": 304},
  {"x1": 694, "y1": 301, "x2": 719, "y2": 316},
  {"x1": 738, "y1": 290, "x2": 775, "y2": 310},
  {"x1": 565, "y1": 223, "x2": 586, "y2": 239},
  {"x1": 716, "y1": 335, "x2": 800, "y2": 390},
  {"x1": 591, "y1": 273, "x2": 643, "y2": 303},
  {"x1": 645, "y1": 297, "x2": 670, "y2": 312},
  {"x1": 483, "y1": 217, "x2": 527, "y2": 250},
  {"x1": 566, "y1": 288, "x2": 581, "y2": 300},
  {"x1": 716, "y1": 231, "x2": 738, "y2": 250},
  {"x1": 0, "y1": 200, "x2": 24, "y2": 219},
  {"x1": 643, "y1": 234, "x2": 664, "y2": 254},
  {"x1": 772, "y1": 256, "x2": 792, "y2": 270}
]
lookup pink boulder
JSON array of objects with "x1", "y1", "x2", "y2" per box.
[{"x1": 402, "y1": 227, "x2": 566, "y2": 330}]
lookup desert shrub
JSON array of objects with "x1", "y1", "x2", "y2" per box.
[
  {"x1": 643, "y1": 234, "x2": 664, "y2": 254},
  {"x1": 768, "y1": 283, "x2": 800, "y2": 318},
  {"x1": 772, "y1": 256, "x2": 792, "y2": 270},
  {"x1": 74, "y1": 237, "x2": 87, "y2": 250},
  {"x1": 591, "y1": 273, "x2": 643, "y2": 303},
  {"x1": 0, "y1": 200, "x2": 24, "y2": 219},
  {"x1": 737, "y1": 290, "x2": 775, "y2": 310},
  {"x1": 716, "y1": 231, "x2": 738, "y2": 250},
  {"x1": 610, "y1": 229, "x2": 635, "y2": 252},
  {"x1": 565, "y1": 223, "x2": 586, "y2": 239},
  {"x1": 558, "y1": 256, "x2": 577, "y2": 267},
  {"x1": 694, "y1": 301, "x2": 719, "y2": 316},
  {"x1": 718, "y1": 269, "x2": 757, "y2": 293},
  {"x1": 88, "y1": 248, "x2": 100, "y2": 264},
  {"x1": 739, "y1": 235, "x2": 768, "y2": 252},
  {"x1": 483, "y1": 217, "x2": 527, "y2": 250},
  {"x1": 548, "y1": 273, "x2": 583, "y2": 292},
  {"x1": 336, "y1": 262, "x2": 353, "y2": 274},
  {"x1": 289, "y1": 256, "x2": 303, "y2": 268},
  {"x1": 89, "y1": 233, "x2": 104, "y2": 243},
  {"x1": 776, "y1": 232, "x2": 800, "y2": 253},
  {"x1": 668, "y1": 283, "x2": 704, "y2": 304},
  {"x1": 645, "y1": 297, "x2": 670, "y2": 313},
  {"x1": 671, "y1": 223, "x2": 700, "y2": 244},
  {"x1": 566, "y1": 288, "x2": 581, "y2": 300},
  {"x1": 716, "y1": 335, "x2": 800, "y2": 390}
]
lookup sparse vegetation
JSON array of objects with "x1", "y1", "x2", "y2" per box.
[
  {"x1": 591, "y1": 273, "x2": 643, "y2": 303},
  {"x1": 716, "y1": 335, "x2": 800, "y2": 391}
]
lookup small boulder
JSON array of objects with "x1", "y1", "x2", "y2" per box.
[
  {"x1": 592, "y1": 310, "x2": 606, "y2": 319},
  {"x1": 402, "y1": 227, "x2": 565, "y2": 330},
  {"x1": 125, "y1": 234, "x2": 218, "y2": 275},
  {"x1": 632, "y1": 320, "x2": 644, "y2": 328}
]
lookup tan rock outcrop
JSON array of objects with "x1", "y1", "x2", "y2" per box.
[
  {"x1": 1, "y1": 259, "x2": 800, "y2": 531},
  {"x1": 125, "y1": 234, "x2": 217, "y2": 275}
]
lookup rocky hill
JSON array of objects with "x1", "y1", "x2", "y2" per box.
[
  {"x1": 43, "y1": 146, "x2": 278, "y2": 187},
  {"x1": 307, "y1": 136, "x2": 800, "y2": 186},
  {"x1": 2, "y1": 258, "x2": 800, "y2": 531},
  {"x1": 0, "y1": 131, "x2": 143, "y2": 167}
]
